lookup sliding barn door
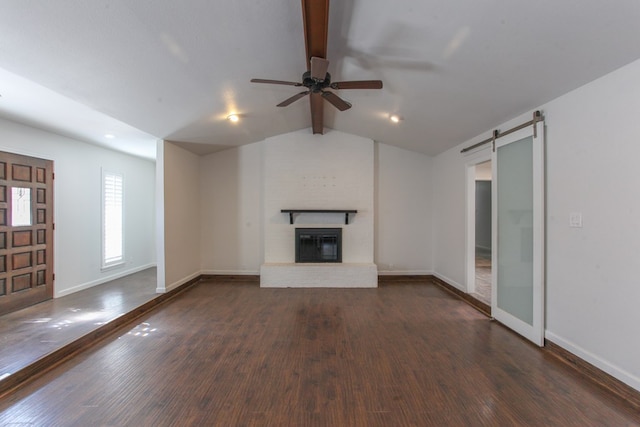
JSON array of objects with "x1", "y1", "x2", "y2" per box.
[
  {"x1": 491, "y1": 122, "x2": 545, "y2": 346},
  {"x1": 0, "y1": 151, "x2": 54, "y2": 315}
]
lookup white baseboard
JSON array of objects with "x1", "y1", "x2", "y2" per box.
[
  {"x1": 200, "y1": 270, "x2": 260, "y2": 275},
  {"x1": 433, "y1": 271, "x2": 466, "y2": 292},
  {"x1": 377, "y1": 270, "x2": 433, "y2": 276},
  {"x1": 55, "y1": 263, "x2": 157, "y2": 298},
  {"x1": 156, "y1": 270, "x2": 201, "y2": 293},
  {"x1": 545, "y1": 331, "x2": 640, "y2": 392}
]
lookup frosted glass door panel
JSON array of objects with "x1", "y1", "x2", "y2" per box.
[
  {"x1": 496, "y1": 136, "x2": 533, "y2": 325},
  {"x1": 12, "y1": 187, "x2": 32, "y2": 226},
  {"x1": 491, "y1": 119, "x2": 544, "y2": 346}
]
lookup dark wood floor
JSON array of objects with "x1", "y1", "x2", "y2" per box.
[
  {"x1": 473, "y1": 249, "x2": 491, "y2": 304},
  {"x1": 1, "y1": 278, "x2": 639, "y2": 426},
  {"x1": 0, "y1": 268, "x2": 157, "y2": 383}
]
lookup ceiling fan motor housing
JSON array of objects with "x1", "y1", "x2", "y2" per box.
[{"x1": 302, "y1": 71, "x2": 331, "y2": 92}]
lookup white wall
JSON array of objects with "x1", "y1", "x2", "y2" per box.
[
  {"x1": 433, "y1": 57, "x2": 640, "y2": 391},
  {"x1": 0, "y1": 117, "x2": 156, "y2": 297},
  {"x1": 263, "y1": 129, "x2": 375, "y2": 264},
  {"x1": 200, "y1": 142, "x2": 263, "y2": 274},
  {"x1": 543, "y1": 58, "x2": 640, "y2": 391},
  {"x1": 432, "y1": 143, "x2": 473, "y2": 289},
  {"x1": 197, "y1": 131, "x2": 435, "y2": 275},
  {"x1": 375, "y1": 143, "x2": 433, "y2": 274},
  {"x1": 161, "y1": 141, "x2": 201, "y2": 290}
]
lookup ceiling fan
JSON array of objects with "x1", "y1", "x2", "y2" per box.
[{"x1": 250, "y1": 0, "x2": 383, "y2": 134}]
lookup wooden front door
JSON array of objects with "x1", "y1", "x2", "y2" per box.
[{"x1": 0, "y1": 151, "x2": 54, "y2": 316}]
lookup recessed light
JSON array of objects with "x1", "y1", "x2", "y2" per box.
[
  {"x1": 389, "y1": 114, "x2": 402, "y2": 123},
  {"x1": 227, "y1": 114, "x2": 239, "y2": 122},
  {"x1": 104, "y1": 134, "x2": 115, "y2": 139}
]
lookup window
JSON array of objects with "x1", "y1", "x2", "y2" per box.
[
  {"x1": 102, "y1": 170, "x2": 124, "y2": 268},
  {"x1": 11, "y1": 187, "x2": 32, "y2": 226}
]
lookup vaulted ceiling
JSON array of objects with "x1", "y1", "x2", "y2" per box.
[{"x1": 1, "y1": 1, "x2": 640, "y2": 160}]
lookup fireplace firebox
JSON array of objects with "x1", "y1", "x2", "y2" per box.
[{"x1": 295, "y1": 228, "x2": 342, "y2": 263}]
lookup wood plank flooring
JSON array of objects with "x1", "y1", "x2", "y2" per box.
[
  {"x1": 1, "y1": 278, "x2": 639, "y2": 426},
  {"x1": 473, "y1": 250, "x2": 491, "y2": 304},
  {"x1": 0, "y1": 268, "x2": 157, "y2": 383}
]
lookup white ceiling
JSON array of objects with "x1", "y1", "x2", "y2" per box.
[{"x1": 1, "y1": 0, "x2": 640, "y2": 160}]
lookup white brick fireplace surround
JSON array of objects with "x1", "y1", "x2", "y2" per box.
[{"x1": 260, "y1": 129, "x2": 378, "y2": 287}]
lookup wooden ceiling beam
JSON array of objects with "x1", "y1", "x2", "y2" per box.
[
  {"x1": 301, "y1": 0, "x2": 329, "y2": 68},
  {"x1": 301, "y1": 0, "x2": 329, "y2": 134}
]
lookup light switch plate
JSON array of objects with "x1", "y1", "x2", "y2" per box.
[{"x1": 569, "y1": 212, "x2": 583, "y2": 228}]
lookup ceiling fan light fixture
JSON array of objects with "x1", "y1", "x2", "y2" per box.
[{"x1": 249, "y1": 0, "x2": 383, "y2": 134}]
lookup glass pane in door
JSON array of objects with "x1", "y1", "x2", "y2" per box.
[
  {"x1": 496, "y1": 136, "x2": 534, "y2": 325},
  {"x1": 12, "y1": 187, "x2": 32, "y2": 226}
]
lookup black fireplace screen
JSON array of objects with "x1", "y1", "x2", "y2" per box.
[{"x1": 295, "y1": 228, "x2": 342, "y2": 263}]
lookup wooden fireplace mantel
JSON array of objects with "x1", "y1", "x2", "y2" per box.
[{"x1": 281, "y1": 209, "x2": 358, "y2": 225}]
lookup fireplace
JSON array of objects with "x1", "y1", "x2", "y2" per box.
[{"x1": 295, "y1": 228, "x2": 342, "y2": 263}]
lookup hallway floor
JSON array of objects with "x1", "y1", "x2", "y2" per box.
[{"x1": 473, "y1": 249, "x2": 492, "y2": 304}]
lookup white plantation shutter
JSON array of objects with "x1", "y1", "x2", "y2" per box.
[{"x1": 102, "y1": 171, "x2": 124, "y2": 267}]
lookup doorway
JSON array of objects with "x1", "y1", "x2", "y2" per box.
[
  {"x1": 467, "y1": 160, "x2": 492, "y2": 305},
  {"x1": 474, "y1": 161, "x2": 492, "y2": 304},
  {"x1": 0, "y1": 151, "x2": 54, "y2": 316},
  {"x1": 464, "y1": 117, "x2": 545, "y2": 346}
]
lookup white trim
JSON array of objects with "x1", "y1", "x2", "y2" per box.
[
  {"x1": 54, "y1": 263, "x2": 156, "y2": 298},
  {"x1": 155, "y1": 141, "x2": 166, "y2": 292},
  {"x1": 100, "y1": 261, "x2": 126, "y2": 272},
  {"x1": 433, "y1": 272, "x2": 465, "y2": 292},
  {"x1": 101, "y1": 168, "x2": 125, "y2": 269},
  {"x1": 377, "y1": 270, "x2": 433, "y2": 276},
  {"x1": 466, "y1": 163, "x2": 477, "y2": 294},
  {"x1": 200, "y1": 269, "x2": 260, "y2": 275},
  {"x1": 157, "y1": 270, "x2": 201, "y2": 293},
  {"x1": 546, "y1": 331, "x2": 640, "y2": 392}
]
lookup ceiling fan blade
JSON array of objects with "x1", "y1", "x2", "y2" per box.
[
  {"x1": 310, "y1": 56, "x2": 329, "y2": 81},
  {"x1": 322, "y1": 91, "x2": 352, "y2": 111},
  {"x1": 330, "y1": 80, "x2": 384, "y2": 90},
  {"x1": 310, "y1": 92, "x2": 324, "y2": 134},
  {"x1": 277, "y1": 91, "x2": 310, "y2": 107},
  {"x1": 251, "y1": 78, "x2": 302, "y2": 86},
  {"x1": 301, "y1": 0, "x2": 329, "y2": 69}
]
